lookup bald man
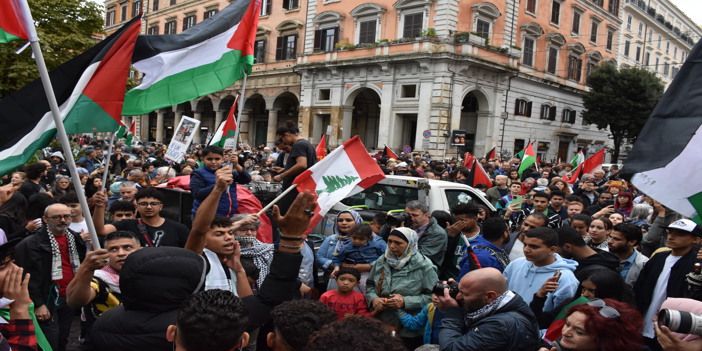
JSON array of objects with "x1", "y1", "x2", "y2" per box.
[{"x1": 436, "y1": 268, "x2": 540, "y2": 351}]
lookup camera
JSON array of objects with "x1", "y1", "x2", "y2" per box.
[
  {"x1": 386, "y1": 212, "x2": 411, "y2": 227},
  {"x1": 433, "y1": 281, "x2": 459, "y2": 299},
  {"x1": 658, "y1": 309, "x2": 702, "y2": 336}
]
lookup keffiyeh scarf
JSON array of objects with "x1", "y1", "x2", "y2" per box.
[
  {"x1": 94, "y1": 264, "x2": 121, "y2": 294},
  {"x1": 464, "y1": 290, "x2": 515, "y2": 325},
  {"x1": 48, "y1": 228, "x2": 80, "y2": 281},
  {"x1": 239, "y1": 238, "x2": 275, "y2": 288}
]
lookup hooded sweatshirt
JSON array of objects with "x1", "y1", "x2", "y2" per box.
[
  {"x1": 503, "y1": 254, "x2": 579, "y2": 312},
  {"x1": 573, "y1": 250, "x2": 620, "y2": 282}
]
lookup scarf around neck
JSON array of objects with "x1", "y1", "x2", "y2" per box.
[
  {"x1": 464, "y1": 290, "x2": 515, "y2": 325},
  {"x1": 94, "y1": 265, "x2": 121, "y2": 293},
  {"x1": 239, "y1": 239, "x2": 275, "y2": 288},
  {"x1": 48, "y1": 228, "x2": 80, "y2": 281}
]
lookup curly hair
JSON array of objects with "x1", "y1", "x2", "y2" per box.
[
  {"x1": 270, "y1": 300, "x2": 337, "y2": 350},
  {"x1": 176, "y1": 289, "x2": 248, "y2": 351},
  {"x1": 306, "y1": 316, "x2": 406, "y2": 351},
  {"x1": 566, "y1": 299, "x2": 643, "y2": 351},
  {"x1": 134, "y1": 187, "x2": 164, "y2": 202}
]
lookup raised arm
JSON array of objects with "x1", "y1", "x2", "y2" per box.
[
  {"x1": 92, "y1": 190, "x2": 117, "y2": 236},
  {"x1": 185, "y1": 166, "x2": 233, "y2": 254},
  {"x1": 66, "y1": 249, "x2": 110, "y2": 308}
]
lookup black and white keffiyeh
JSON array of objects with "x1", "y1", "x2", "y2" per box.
[
  {"x1": 47, "y1": 228, "x2": 80, "y2": 281},
  {"x1": 239, "y1": 238, "x2": 274, "y2": 288}
]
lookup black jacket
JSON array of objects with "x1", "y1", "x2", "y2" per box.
[
  {"x1": 573, "y1": 250, "x2": 620, "y2": 281},
  {"x1": 92, "y1": 247, "x2": 302, "y2": 351},
  {"x1": 439, "y1": 293, "x2": 541, "y2": 351},
  {"x1": 634, "y1": 248, "x2": 699, "y2": 316},
  {"x1": 15, "y1": 227, "x2": 87, "y2": 308}
]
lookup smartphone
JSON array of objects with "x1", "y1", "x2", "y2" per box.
[
  {"x1": 553, "y1": 270, "x2": 562, "y2": 281},
  {"x1": 511, "y1": 195, "x2": 524, "y2": 207},
  {"x1": 603, "y1": 200, "x2": 615, "y2": 207}
]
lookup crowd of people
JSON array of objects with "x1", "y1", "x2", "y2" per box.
[{"x1": 0, "y1": 122, "x2": 700, "y2": 351}]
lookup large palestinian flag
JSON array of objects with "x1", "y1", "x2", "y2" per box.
[
  {"x1": 0, "y1": 16, "x2": 141, "y2": 176},
  {"x1": 0, "y1": 0, "x2": 29, "y2": 43},
  {"x1": 624, "y1": 39, "x2": 702, "y2": 223},
  {"x1": 123, "y1": 0, "x2": 259, "y2": 115}
]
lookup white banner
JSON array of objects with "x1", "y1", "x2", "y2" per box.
[{"x1": 165, "y1": 115, "x2": 200, "y2": 163}]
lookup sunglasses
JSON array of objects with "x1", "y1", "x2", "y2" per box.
[{"x1": 586, "y1": 298, "x2": 620, "y2": 319}]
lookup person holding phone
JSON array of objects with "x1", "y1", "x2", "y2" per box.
[{"x1": 496, "y1": 182, "x2": 523, "y2": 211}]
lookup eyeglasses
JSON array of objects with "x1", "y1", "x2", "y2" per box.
[
  {"x1": 137, "y1": 202, "x2": 162, "y2": 207},
  {"x1": 47, "y1": 214, "x2": 72, "y2": 221},
  {"x1": 586, "y1": 299, "x2": 620, "y2": 319},
  {"x1": 238, "y1": 227, "x2": 257, "y2": 233}
]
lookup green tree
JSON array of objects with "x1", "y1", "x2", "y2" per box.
[
  {"x1": 582, "y1": 63, "x2": 664, "y2": 162},
  {"x1": 0, "y1": 0, "x2": 104, "y2": 98}
]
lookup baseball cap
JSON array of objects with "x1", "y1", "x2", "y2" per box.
[
  {"x1": 0, "y1": 238, "x2": 22, "y2": 263},
  {"x1": 661, "y1": 219, "x2": 702, "y2": 237},
  {"x1": 397, "y1": 162, "x2": 408, "y2": 168}
]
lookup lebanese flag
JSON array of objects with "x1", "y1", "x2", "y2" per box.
[
  {"x1": 124, "y1": 0, "x2": 259, "y2": 115},
  {"x1": 294, "y1": 136, "x2": 386, "y2": 234},
  {"x1": 0, "y1": 0, "x2": 29, "y2": 43},
  {"x1": 466, "y1": 160, "x2": 493, "y2": 188},
  {"x1": 564, "y1": 149, "x2": 606, "y2": 184},
  {"x1": 485, "y1": 146, "x2": 496, "y2": 161},
  {"x1": 209, "y1": 95, "x2": 239, "y2": 149},
  {"x1": 463, "y1": 152, "x2": 475, "y2": 168},
  {"x1": 384, "y1": 145, "x2": 399, "y2": 159},
  {"x1": 316, "y1": 135, "x2": 326, "y2": 161},
  {"x1": 517, "y1": 141, "x2": 536, "y2": 177},
  {"x1": 0, "y1": 16, "x2": 141, "y2": 176}
]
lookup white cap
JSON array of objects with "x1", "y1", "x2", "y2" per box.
[
  {"x1": 397, "y1": 162, "x2": 408, "y2": 168},
  {"x1": 662, "y1": 219, "x2": 701, "y2": 237}
]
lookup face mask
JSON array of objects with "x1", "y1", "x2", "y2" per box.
[{"x1": 236, "y1": 236, "x2": 257, "y2": 245}]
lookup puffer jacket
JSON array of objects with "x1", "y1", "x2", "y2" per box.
[
  {"x1": 439, "y1": 293, "x2": 541, "y2": 351},
  {"x1": 190, "y1": 166, "x2": 251, "y2": 218},
  {"x1": 365, "y1": 252, "x2": 438, "y2": 338}
]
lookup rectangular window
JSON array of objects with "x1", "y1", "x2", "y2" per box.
[
  {"x1": 313, "y1": 27, "x2": 339, "y2": 51},
  {"x1": 568, "y1": 55, "x2": 583, "y2": 81},
  {"x1": 318, "y1": 89, "x2": 331, "y2": 101},
  {"x1": 514, "y1": 139, "x2": 525, "y2": 154},
  {"x1": 276, "y1": 34, "x2": 297, "y2": 60},
  {"x1": 672, "y1": 66, "x2": 679, "y2": 77},
  {"x1": 121, "y1": 3, "x2": 128, "y2": 22},
  {"x1": 648, "y1": 28, "x2": 653, "y2": 42},
  {"x1": 358, "y1": 20, "x2": 377, "y2": 44},
  {"x1": 590, "y1": 21, "x2": 599, "y2": 43},
  {"x1": 645, "y1": 52, "x2": 650, "y2": 66},
  {"x1": 254, "y1": 40, "x2": 266, "y2": 63},
  {"x1": 562, "y1": 109, "x2": 576, "y2": 123},
  {"x1": 540, "y1": 105, "x2": 556, "y2": 120},
  {"x1": 666, "y1": 41, "x2": 670, "y2": 54},
  {"x1": 282, "y1": 0, "x2": 299, "y2": 10},
  {"x1": 476, "y1": 18, "x2": 490, "y2": 39},
  {"x1": 655, "y1": 57, "x2": 659, "y2": 71},
  {"x1": 657, "y1": 35, "x2": 662, "y2": 49},
  {"x1": 170, "y1": 0, "x2": 176, "y2": 5},
  {"x1": 592, "y1": 0, "x2": 603, "y2": 7},
  {"x1": 606, "y1": 30, "x2": 613, "y2": 50},
  {"x1": 164, "y1": 21, "x2": 176, "y2": 34},
  {"x1": 147, "y1": 26, "x2": 158, "y2": 35},
  {"x1": 674, "y1": 46, "x2": 678, "y2": 59},
  {"x1": 682, "y1": 51, "x2": 686, "y2": 62},
  {"x1": 152, "y1": 0, "x2": 159, "y2": 11},
  {"x1": 572, "y1": 12, "x2": 581, "y2": 34},
  {"x1": 400, "y1": 85, "x2": 417, "y2": 98},
  {"x1": 637, "y1": 22, "x2": 643, "y2": 38},
  {"x1": 403, "y1": 12, "x2": 423, "y2": 38},
  {"x1": 526, "y1": 0, "x2": 537, "y2": 14},
  {"x1": 608, "y1": 0, "x2": 619, "y2": 16},
  {"x1": 626, "y1": 15, "x2": 632, "y2": 31},
  {"x1": 204, "y1": 9, "x2": 218, "y2": 19},
  {"x1": 664, "y1": 61, "x2": 670, "y2": 76},
  {"x1": 522, "y1": 37, "x2": 535, "y2": 67},
  {"x1": 106, "y1": 8, "x2": 116, "y2": 26},
  {"x1": 132, "y1": 1, "x2": 141, "y2": 17},
  {"x1": 514, "y1": 99, "x2": 532, "y2": 117},
  {"x1": 182, "y1": 15, "x2": 196, "y2": 31},
  {"x1": 635, "y1": 46, "x2": 641, "y2": 62},
  {"x1": 260, "y1": 0, "x2": 272, "y2": 16},
  {"x1": 550, "y1": 1, "x2": 561, "y2": 25},
  {"x1": 547, "y1": 46, "x2": 558, "y2": 74},
  {"x1": 624, "y1": 40, "x2": 630, "y2": 57}
]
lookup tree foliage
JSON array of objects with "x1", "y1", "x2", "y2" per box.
[
  {"x1": 0, "y1": 0, "x2": 104, "y2": 98},
  {"x1": 582, "y1": 63, "x2": 664, "y2": 162}
]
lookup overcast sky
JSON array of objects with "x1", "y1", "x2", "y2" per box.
[{"x1": 667, "y1": 0, "x2": 702, "y2": 27}]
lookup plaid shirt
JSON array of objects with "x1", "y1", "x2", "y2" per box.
[{"x1": 0, "y1": 319, "x2": 38, "y2": 351}]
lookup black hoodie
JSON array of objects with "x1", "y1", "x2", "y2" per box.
[{"x1": 573, "y1": 249, "x2": 620, "y2": 281}]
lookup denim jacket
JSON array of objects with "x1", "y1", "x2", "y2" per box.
[{"x1": 332, "y1": 239, "x2": 387, "y2": 266}]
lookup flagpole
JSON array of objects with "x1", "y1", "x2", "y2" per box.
[
  {"x1": 234, "y1": 72, "x2": 248, "y2": 148},
  {"x1": 100, "y1": 131, "x2": 117, "y2": 192},
  {"x1": 257, "y1": 184, "x2": 298, "y2": 216},
  {"x1": 18, "y1": 0, "x2": 102, "y2": 249}
]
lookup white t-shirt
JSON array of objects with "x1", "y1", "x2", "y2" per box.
[
  {"x1": 509, "y1": 238, "x2": 525, "y2": 262},
  {"x1": 642, "y1": 254, "x2": 682, "y2": 338},
  {"x1": 69, "y1": 219, "x2": 88, "y2": 234}
]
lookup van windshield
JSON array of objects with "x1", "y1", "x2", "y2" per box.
[{"x1": 340, "y1": 183, "x2": 419, "y2": 211}]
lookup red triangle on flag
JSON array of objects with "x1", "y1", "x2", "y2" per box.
[
  {"x1": 0, "y1": 0, "x2": 29, "y2": 42},
  {"x1": 316, "y1": 135, "x2": 326, "y2": 161},
  {"x1": 384, "y1": 145, "x2": 399, "y2": 159}
]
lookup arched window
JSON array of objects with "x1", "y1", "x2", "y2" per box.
[{"x1": 471, "y1": 3, "x2": 501, "y2": 40}]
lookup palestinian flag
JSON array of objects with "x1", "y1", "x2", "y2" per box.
[
  {"x1": 485, "y1": 146, "x2": 496, "y2": 161},
  {"x1": 463, "y1": 152, "x2": 475, "y2": 168},
  {"x1": 625, "y1": 40, "x2": 702, "y2": 224},
  {"x1": 0, "y1": 0, "x2": 29, "y2": 43},
  {"x1": 543, "y1": 296, "x2": 589, "y2": 344},
  {"x1": 384, "y1": 145, "x2": 399, "y2": 159},
  {"x1": 123, "y1": 0, "x2": 259, "y2": 115},
  {"x1": 570, "y1": 150, "x2": 585, "y2": 169},
  {"x1": 564, "y1": 149, "x2": 606, "y2": 184},
  {"x1": 466, "y1": 160, "x2": 493, "y2": 189},
  {"x1": 316, "y1": 135, "x2": 326, "y2": 161},
  {"x1": 0, "y1": 16, "x2": 141, "y2": 177},
  {"x1": 517, "y1": 141, "x2": 536, "y2": 177},
  {"x1": 116, "y1": 120, "x2": 136, "y2": 146},
  {"x1": 209, "y1": 95, "x2": 239, "y2": 149},
  {"x1": 294, "y1": 136, "x2": 385, "y2": 234}
]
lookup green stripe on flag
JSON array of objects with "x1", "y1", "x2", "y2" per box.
[
  {"x1": 64, "y1": 94, "x2": 121, "y2": 134},
  {"x1": 123, "y1": 51, "x2": 253, "y2": 115},
  {"x1": 689, "y1": 192, "x2": 702, "y2": 225},
  {"x1": 0, "y1": 28, "x2": 22, "y2": 43},
  {"x1": 0, "y1": 129, "x2": 57, "y2": 176}
]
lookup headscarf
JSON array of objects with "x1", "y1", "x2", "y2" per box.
[
  {"x1": 332, "y1": 210, "x2": 363, "y2": 256},
  {"x1": 385, "y1": 227, "x2": 419, "y2": 270}
]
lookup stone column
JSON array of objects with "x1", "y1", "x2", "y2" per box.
[
  {"x1": 173, "y1": 108, "x2": 183, "y2": 130},
  {"x1": 341, "y1": 106, "x2": 354, "y2": 141},
  {"x1": 141, "y1": 114, "x2": 149, "y2": 141},
  {"x1": 240, "y1": 109, "x2": 251, "y2": 146},
  {"x1": 266, "y1": 109, "x2": 279, "y2": 148},
  {"x1": 378, "y1": 81, "x2": 394, "y2": 148},
  {"x1": 193, "y1": 111, "x2": 202, "y2": 144},
  {"x1": 416, "y1": 79, "x2": 433, "y2": 148},
  {"x1": 247, "y1": 110, "x2": 256, "y2": 146},
  {"x1": 156, "y1": 109, "x2": 166, "y2": 142}
]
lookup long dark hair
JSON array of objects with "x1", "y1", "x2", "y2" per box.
[
  {"x1": 0, "y1": 192, "x2": 28, "y2": 226},
  {"x1": 583, "y1": 269, "x2": 634, "y2": 304}
]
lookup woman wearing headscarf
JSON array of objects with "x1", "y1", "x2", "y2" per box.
[
  {"x1": 365, "y1": 227, "x2": 438, "y2": 349},
  {"x1": 317, "y1": 210, "x2": 364, "y2": 290}
]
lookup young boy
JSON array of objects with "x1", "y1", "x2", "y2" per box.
[
  {"x1": 331, "y1": 224, "x2": 386, "y2": 292},
  {"x1": 190, "y1": 146, "x2": 251, "y2": 218},
  {"x1": 319, "y1": 268, "x2": 371, "y2": 319},
  {"x1": 396, "y1": 293, "x2": 445, "y2": 345},
  {"x1": 503, "y1": 227, "x2": 579, "y2": 312}
]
